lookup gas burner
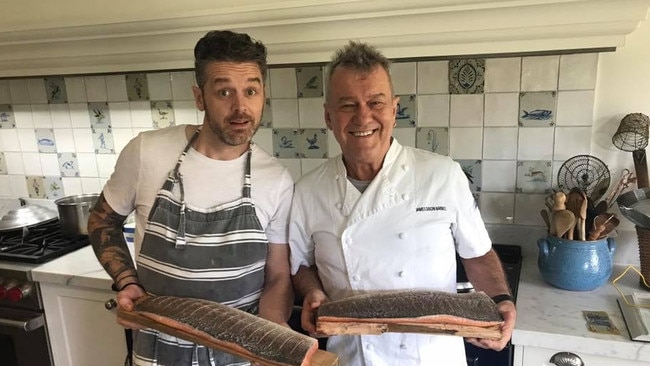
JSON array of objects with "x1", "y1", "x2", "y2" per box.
[{"x1": 0, "y1": 220, "x2": 90, "y2": 264}]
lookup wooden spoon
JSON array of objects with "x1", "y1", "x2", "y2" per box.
[
  {"x1": 597, "y1": 215, "x2": 620, "y2": 240},
  {"x1": 553, "y1": 210, "x2": 576, "y2": 240},
  {"x1": 565, "y1": 188, "x2": 586, "y2": 240},
  {"x1": 540, "y1": 209, "x2": 551, "y2": 234},
  {"x1": 588, "y1": 213, "x2": 614, "y2": 241}
]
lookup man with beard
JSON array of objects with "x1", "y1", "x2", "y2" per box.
[{"x1": 88, "y1": 30, "x2": 294, "y2": 366}]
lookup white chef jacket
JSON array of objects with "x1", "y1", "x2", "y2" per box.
[{"x1": 289, "y1": 139, "x2": 492, "y2": 366}]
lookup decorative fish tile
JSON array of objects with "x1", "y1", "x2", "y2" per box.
[
  {"x1": 0, "y1": 152, "x2": 7, "y2": 174},
  {"x1": 88, "y1": 102, "x2": 112, "y2": 129},
  {"x1": 0, "y1": 104, "x2": 15, "y2": 128},
  {"x1": 126, "y1": 73, "x2": 150, "y2": 101},
  {"x1": 298, "y1": 128, "x2": 328, "y2": 158},
  {"x1": 272, "y1": 128, "x2": 300, "y2": 158},
  {"x1": 416, "y1": 127, "x2": 449, "y2": 155},
  {"x1": 260, "y1": 98, "x2": 272, "y2": 128},
  {"x1": 92, "y1": 127, "x2": 115, "y2": 154},
  {"x1": 44, "y1": 77, "x2": 67, "y2": 104},
  {"x1": 26, "y1": 176, "x2": 46, "y2": 199},
  {"x1": 519, "y1": 91, "x2": 555, "y2": 126},
  {"x1": 35, "y1": 128, "x2": 57, "y2": 153},
  {"x1": 516, "y1": 160, "x2": 552, "y2": 193},
  {"x1": 296, "y1": 67, "x2": 323, "y2": 98},
  {"x1": 151, "y1": 101, "x2": 175, "y2": 129},
  {"x1": 456, "y1": 159, "x2": 482, "y2": 192},
  {"x1": 43, "y1": 176, "x2": 64, "y2": 199},
  {"x1": 449, "y1": 59, "x2": 485, "y2": 94},
  {"x1": 58, "y1": 152, "x2": 80, "y2": 177},
  {"x1": 395, "y1": 95, "x2": 417, "y2": 127}
]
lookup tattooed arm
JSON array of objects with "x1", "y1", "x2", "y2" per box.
[
  {"x1": 87, "y1": 192, "x2": 140, "y2": 292},
  {"x1": 88, "y1": 193, "x2": 146, "y2": 328}
]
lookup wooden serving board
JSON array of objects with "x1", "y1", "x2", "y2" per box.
[
  {"x1": 316, "y1": 320, "x2": 502, "y2": 340},
  {"x1": 118, "y1": 309, "x2": 338, "y2": 366}
]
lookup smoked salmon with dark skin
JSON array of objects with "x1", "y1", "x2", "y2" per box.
[
  {"x1": 316, "y1": 290, "x2": 504, "y2": 339},
  {"x1": 118, "y1": 295, "x2": 319, "y2": 366}
]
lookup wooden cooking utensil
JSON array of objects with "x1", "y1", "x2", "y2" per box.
[
  {"x1": 565, "y1": 188, "x2": 586, "y2": 240},
  {"x1": 552, "y1": 191, "x2": 567, "y2": 211},
  {"x1": 588, "y1": 213, "x2": 615, "y2": 241},
  {"x1": 553, "y1": 210, "x2": 576, "y2": 240},
  {"x1": 597, "y1": 215, "x2": 620, "y2": 240},
  {"x1": 594, "y1": 200, "x2": 608, "y2": 215},
  {"x1": 579, "y1": 190, "x2": 588, "y2": 241},
  {"x1": 540, "y1": 209, "x2": 551, "y2": 234}
]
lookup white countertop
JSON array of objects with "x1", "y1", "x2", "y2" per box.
[
  {"x1": 27, "y1": 243, "x2": 650, "y2": 362},
  {"x1": 513, "y1": 255, "x2": 650, "y2": 363},
  {"x1": 31, "y1": 245, "x2": 121, "y2": 290}
]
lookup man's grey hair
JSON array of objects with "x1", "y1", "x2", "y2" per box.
[{"x1": 326, "y1": 41, "x2": 394, "y2": 96}]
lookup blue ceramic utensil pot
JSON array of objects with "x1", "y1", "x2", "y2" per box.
[{"x1": 537, "y1": 236, "x2": 616, "y2": 291}]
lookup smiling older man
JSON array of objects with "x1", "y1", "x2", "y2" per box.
[{"x1": 289, "y1": 41, "x2": 516, "y2": 366}]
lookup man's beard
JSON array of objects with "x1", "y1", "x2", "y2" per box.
[{"x1": 205, "y1": 110, "x2": 260, "y2": 147}]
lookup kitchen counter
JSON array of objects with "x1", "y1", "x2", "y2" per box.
[
  {"x1": 513, "y1": 255, "x2": 650, "y2": 363},
  {"x1": 30, "y1": 244, "x2": 650, "y2": 363},
  {"x1": 31, "y1": 245, "x2": 125, "y2": 290}
]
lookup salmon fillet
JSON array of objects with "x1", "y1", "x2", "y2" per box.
[
  {"x1": 121, "y1": 295, "x2": 318, "y2": 366},
  {"x1": 316, "y1": 290, "x2": 504, "y2": 337}
]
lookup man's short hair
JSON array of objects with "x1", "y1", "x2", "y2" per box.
[
  {"x1": 326, "y1": 41, "x2": 394, "y2": 97},
  {"x1": 194, "y1": 30, "x2": 268, "y2": 88}
]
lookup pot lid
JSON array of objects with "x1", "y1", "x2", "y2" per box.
[{"x1": 0, "y1": 204, "x2": 58, "y2": 231}]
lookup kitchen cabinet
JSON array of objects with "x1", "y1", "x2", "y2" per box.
[
  {"x1": 40, "y1": 283, "x2": 127, "y2": 366},
  {"x1": 514, "y1": 345, "x2": 648, "y2": 366},
  {"x1": 1, "y1": 1, "x2": 649, "y2": 77}
]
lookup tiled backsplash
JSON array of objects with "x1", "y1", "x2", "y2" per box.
[{"x1": 0, "y1": 53, "x2": 598, "y2": 228}]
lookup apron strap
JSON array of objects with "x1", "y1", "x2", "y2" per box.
[
  {"x1": 174, "y1": 127, "x2": 201, "y2": 249},
  {"x1": 242, "y1": 147, "x2": 253, "y2": 199}
]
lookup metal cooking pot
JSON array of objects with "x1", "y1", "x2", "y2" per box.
[{"x1": 55, "y1": 194, "x2": 100, "y2": 237}]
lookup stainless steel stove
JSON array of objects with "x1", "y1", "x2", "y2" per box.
[{"x1": 0, "y1": 219, "x2": 91, "y2": 366}]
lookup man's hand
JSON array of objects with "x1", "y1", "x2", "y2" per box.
[
  {"x1": 465, "y1": 300, "x2": 516, "y2": 351},
  {"x1": 115, "y1": 283, "x2": 147, "y2": 329},
  {"x1": 300, "y1": 288, "x2": 329, "y2": 336}
]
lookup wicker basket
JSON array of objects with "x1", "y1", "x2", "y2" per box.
[{"x1": 635, "y1": 226, "x2": 650, "y2": 289}]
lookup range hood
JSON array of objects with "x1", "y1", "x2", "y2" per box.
[{"x1": 1, "y1": 0, "x2": 649, "y2": 77}]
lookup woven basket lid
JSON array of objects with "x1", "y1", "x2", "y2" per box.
[{"x1": 612, "y1": 113, "x2": 649, "y2": 152}]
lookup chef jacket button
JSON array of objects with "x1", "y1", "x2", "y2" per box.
[
  {"x1": 402, "y1": 194, "x2": 409, "y2": 200},
  {"x1": 402, "y1": 165, "x2": 409, "y2": 172},
  {"x1": 400, "y1": 344, "x2": 407, "y2": 349},
  {"x1": 366, "y1": 343, "x2": 374, "y2": 351},
  {"x1": 398, "y1": 232, "x2": 406, "y2": 239},
  {"x1": 346, "y1": 238, "x2": 353, "y2": 245},
  {"x1": 335, "y1": 202, "x2": 343, "y2": 210},
  {"x1": 352, "y1": 275, "x2": 360, "y2": 282},
  {"x1": 398, "y1": 270, "x2": 405, "y2": 277}
]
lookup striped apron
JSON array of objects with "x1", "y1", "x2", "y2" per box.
[{"x1": 133, "y1": 129, "x2": 268, "y2": 366}]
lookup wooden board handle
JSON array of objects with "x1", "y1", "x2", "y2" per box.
[{"x1": 316, "y1": 320, "x2": 502, "y2": 340}]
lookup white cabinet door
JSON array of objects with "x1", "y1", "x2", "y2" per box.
[
  {"x1": 516, "y1": 345, "x2": 648, "y2": 366},
  {"x1": 41, "y1": 283, "x2": 127, "y2": 366}
]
